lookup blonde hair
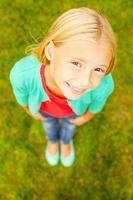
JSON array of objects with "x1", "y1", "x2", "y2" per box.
[{"x1": 29, "y1": 7, "x2": 117, "y2": 75}]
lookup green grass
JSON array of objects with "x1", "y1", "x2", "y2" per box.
[{"x1": 0, "y1": 0, "x2": 133, "y2": 199}]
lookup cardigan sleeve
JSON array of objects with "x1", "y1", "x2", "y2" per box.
[{"x1": 9, "y1": 63, "x2": 28, "y2": 106}]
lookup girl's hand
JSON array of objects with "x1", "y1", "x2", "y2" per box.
[
  {"x1": 69, "y1": 115, "x2": 90, "y2": 126},
  {"x1": 69, "y1": 110, "x2": 96, "y2": 126},
  {"x1": 22, "y1": 106, "x2": 46, "y2": 121},
  {"x1": 31, "y1": 113, "x2": 46, "y2": 121}
]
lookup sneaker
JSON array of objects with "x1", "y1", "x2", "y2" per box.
[
  {"x1": 45, "y1": 143, "x2": 60, "y2": 166},
  {"x1": 60, "y1": 140, "x2": 75, "y2": 167}
]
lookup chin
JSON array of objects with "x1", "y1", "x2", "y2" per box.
[
  {"x1": 60, "y1": 84, "x2": 86, "y2": 100},
  {"x1": 63, "y1": 92, "x2": 82, "y2": 100}
]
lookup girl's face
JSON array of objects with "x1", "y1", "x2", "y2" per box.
[{"x1": 45, "y1": 40, "x2": 111, "y2": 100}]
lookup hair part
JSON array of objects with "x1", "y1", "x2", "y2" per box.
[{"x1": 28, "y1": 7, "x2": 117, "y2": 74}]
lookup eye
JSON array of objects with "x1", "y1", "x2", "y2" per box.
[
  {"x1": 71, "y1": 61, "x2": 81, "y2": 68},
  {"x1": 95, "y1": 68, "x2": 105, "y2": 73}
]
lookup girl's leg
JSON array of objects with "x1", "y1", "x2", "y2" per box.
[
  {"x1": 39, "y1": 111, "x2": 60, "y2": 165},
  {"x1": 59, "y1": 115, "x2": 77, "y2": 144},
  {"x1": 39, "y1": 111, "x2": 60, "y2": 143},
  {"x1": 59, "y1": 115, "x2": 77, "y2": 167}
]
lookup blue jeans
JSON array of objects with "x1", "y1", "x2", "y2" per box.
[{"x1": 39, "y1": 110, "x2": 77, "y2": 144}]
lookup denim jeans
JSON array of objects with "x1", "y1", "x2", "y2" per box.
[{"x1": 39, "y1": 110, "x2": 77, "y2": 144}]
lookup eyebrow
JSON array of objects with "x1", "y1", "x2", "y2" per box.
[
  {"x1": 70, "y1": 57, "x2": 86, "y2": 63},
  {"x1": 69, "y1": 57, "x2": 108, "y2": 68}
]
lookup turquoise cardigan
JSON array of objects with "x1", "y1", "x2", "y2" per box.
[{"x1": 9, "y1": 55, "x2": 114, "y2": 115}]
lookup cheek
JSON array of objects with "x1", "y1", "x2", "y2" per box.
[
  {"x1": 52, "y1": 66, "x2": 67, "y2": 84},
  {"x1": 51, "y1": 59, "x2": 62, "y2": 79},
  {"x1": 58, "y1": 64, "x2": 74, "y2": 81},
  {"x1": 91, "y1": 76, "x2": 103, "y2": 87}
]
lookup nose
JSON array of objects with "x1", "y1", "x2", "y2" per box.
[{"x1": 77, "y1": 71, "x2": 93, "y2": 89}]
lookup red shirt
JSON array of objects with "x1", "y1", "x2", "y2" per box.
[{"x1": 40, "y1": 64, "x2": 75, "y2": 118}]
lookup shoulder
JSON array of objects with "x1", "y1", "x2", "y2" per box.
[
  {"x1": 91, "y1": 73, "x2": 115, "y2": 99},
  {"x1": 9, "y1": 55, "x2": 41, "y2": 85},
  {"x1": 101, "y1": 73, "x2": 115, "y2": 92},
  {"x1": 10, "y1": 55, "x2": 41, "y2": 74}
]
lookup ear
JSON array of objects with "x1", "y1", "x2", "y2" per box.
[{"x1": 44, "y1": 41, "x2": 55, "y2": 61}]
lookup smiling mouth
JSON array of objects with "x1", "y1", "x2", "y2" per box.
[{"x1": 66, "y1": 82, "x2": 86, "y2": 95}]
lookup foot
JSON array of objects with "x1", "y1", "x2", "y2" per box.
[
  {"x1": 45, "y1": 141, "x2": 59, "y2": 166},
  {"x1": 60, "y1": 143, "x2": 71, "y2": 157},
  {"x1": 60, "y1": 141, "x2": 75, "y2": 167},
  {"x1": 47, "y1": 142, "x2": 59, "y2": 156}
]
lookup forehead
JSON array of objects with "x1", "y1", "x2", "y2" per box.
[{"x1": 56, "y1": 40, "x2": 111, "y2": 64}]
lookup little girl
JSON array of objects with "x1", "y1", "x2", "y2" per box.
[{"x1": 9, "y1": 7, "x2": 117, "y2": 167}]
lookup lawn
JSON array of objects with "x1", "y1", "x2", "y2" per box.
[{"x1": 0, "y1": 0, "x2": 133, "y2": 199}]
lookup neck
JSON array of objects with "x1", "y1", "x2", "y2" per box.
[{"x1": 44, "y1": 64, "x2": 65, "y2": 97}]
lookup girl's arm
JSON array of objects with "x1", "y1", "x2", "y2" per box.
[
  {"x1": 83, "y1": 110, "x2": 96, "y2": 121},
  {"x1": 22, "y1": 106, "x2": 46, "y2": 121},
  {"x1": 70, "y1": 110, "x2": 95, "y2": 126}
]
